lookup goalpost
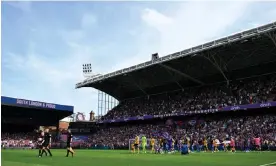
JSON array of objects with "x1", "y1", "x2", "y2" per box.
[{"x1": 128, "y1": 139, "x2": 152, "y2": 152}]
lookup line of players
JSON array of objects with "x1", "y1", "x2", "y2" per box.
[
  {"x1": 37, "y1": 129, "x2": 75, "y2": 157},
  {"x1": 131, "y1": 135, "x2": 262, "y2": 155}
]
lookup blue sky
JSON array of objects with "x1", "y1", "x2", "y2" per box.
[{"x1": 1, "y1": 1, "x2": 276, "y2": 120}]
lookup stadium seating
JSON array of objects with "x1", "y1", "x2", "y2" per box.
[
  {"x1": 2, "y1": 112, "x2": 275, "y2": 150},
  {"x1": 91, "y1": 114, "x2": 276, "y2": 150},
  {"x1": 2, "y1": 75, "x2": 275, "y2": 150},
  {"x1": 1, "y1": 132, "x2": 60, "y2": 148},
  {"x1": 103, "y1": 75, "x2": 276, "y2": 120},
  {"x1": 1, "y1": 132, "x2": 37, "y2": 148},
  {"x1": 79, "y1": 74, "x2": 276, "y2": 149}
]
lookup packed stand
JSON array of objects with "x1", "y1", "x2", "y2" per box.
[
  {"x1": 90, "y1": 123, "x2": 164, "y2": 148},
  {"x1": 91, "y1": 114, "x2": 276, "y2": 150},
  {"x1": 1, "y1": 132, "x2": 59, "y2": 148},
  {"x1": 103, "y1": 75, "x2": 276, "y2": 120},
  {"x1": 1, "y1": 132, "x2": 37, "y2": 148}
]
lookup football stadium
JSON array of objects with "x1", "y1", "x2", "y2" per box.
[{"x1": 2, "y1": 22, "x2": 276, "y2": 166}]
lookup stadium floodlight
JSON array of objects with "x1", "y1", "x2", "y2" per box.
[
  {"x1": 82, "y1": 63, "x2": 93, "y2": 78},
  {"x1": 82, "y1": 63, "x2": 103, "y2": 79}
]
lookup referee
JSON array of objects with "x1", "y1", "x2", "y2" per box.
[
  {"x1": 66, "y1": 130, "x2": 75, "y2": 157},
  {"x1": 37, "y1": 131, "x2": 47, "y2": 157},
  {"x1": 42, "y1": 129, "x2": 52, "y2": 157}
]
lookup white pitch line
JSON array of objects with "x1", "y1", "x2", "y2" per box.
[{"x1": 259, "y1": 162, "x2": 276, "y2": 166}]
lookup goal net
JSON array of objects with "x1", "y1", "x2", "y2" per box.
[{"x1": 128, "y1": 139, "x2": 152, "y2": 151}]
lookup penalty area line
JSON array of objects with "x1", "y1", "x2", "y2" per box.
[{"x1": 259, "y1": 162, "x2": 276, "y2": 166}]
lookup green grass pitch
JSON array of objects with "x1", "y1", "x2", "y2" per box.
[{"x1": 1, "y1": 150, "x2": 276, "y2": 166}]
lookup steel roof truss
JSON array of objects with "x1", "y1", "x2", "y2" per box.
[
  {"x1": 265, "y1": 31, "x2": 276, "y2": 48},
  {"x1": 204, "y1": 51, "x2": 230, "y2": 85},
  {"x1": 129, "y1": 75, "x2": 148, "y2": 96},
  {"x1": 160, "y1": 64, "x2": 184, "y2": 90},
  {"x1": 159, "y1": 64, "x2": 204, "y2": 85}
]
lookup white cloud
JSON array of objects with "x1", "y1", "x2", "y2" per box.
[
  {"x1": 3, "y1": 2, "x2": 276, "y2": 119},
  {"x1": 128, "y1": 29, "x2": 138, "y2": 36},
  {"x1": 60, "y1": 30, "x2": 86, "y2": 44},
  {"x1": 105, "y1": 2, "x2": 252, "y2": 72},
  {"x1": 92, "y1": 1, "x2": 276, "y2": 91},
  {"x1": 141, "y1": 8, "x2": 173, "y2": 31},
  {"x1": 81, "y1": 13, "x2": 97, "y2": 28},
  {"x1": 6, "y1": 1, "x2": 32, "y2": 12},
  {"x1": 140, "y1": 2, "x2": 250, "y2": 55},
  {"x1": 2, "y1": 39, "x2": 99, "y2": 118}
]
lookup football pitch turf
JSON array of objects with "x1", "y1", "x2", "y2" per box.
[{"x1": 1, "y1": 150, "x2": 276, "y2": 166}]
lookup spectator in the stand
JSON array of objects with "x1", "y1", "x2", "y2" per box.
[
  {"x1": 2, "y1": 75, "x2": 276, "y2": 150},
  {"x1": 2, "y1": 114, "x2": 275, "y2": 150},
  {"x1": 1, "y1": 132, "x2": 37, "y2": 148},
  {"x1": 90, "y1": 115, "x2": 276, "y2": 150},
  {"x1": 1, "y1": 132, "x2": 59, "y2": 148},
  {"x1": 102, "y1": 75, "x2": 276, "y2": 120}
]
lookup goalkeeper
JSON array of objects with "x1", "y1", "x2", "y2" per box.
[{"x1": 141, "y1": 135, "x2": 147, "y2": 153}]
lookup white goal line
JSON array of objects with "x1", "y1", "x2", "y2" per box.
[{"x1": 259, "y1": 162, "x2": 276, "y2": 166}]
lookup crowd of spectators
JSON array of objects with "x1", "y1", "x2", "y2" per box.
[
  {"x1": 77, "y1": 75, "x2": 276, "y2": 149},
  {"x1": 1, "y1": 132, "x2": 37, "y2": 148},
  {"x1": 2, "y1": 114, "x2": 275, "y2": 150},
  {"x1": 91, "y1": 114, "x2": 276, "y2": 150},
  {"x1": 1, "y1": 132, "x2": 60, "y2": 148},
  {"x1": 2, "y1": 75, "x2": 276, "y2": 150},
  {"x1": 103, "y1": 75, "x2": 276, "y2": 120},
  {"x1": 1, "y1": 131, "x2": 92, "y2": 149}
]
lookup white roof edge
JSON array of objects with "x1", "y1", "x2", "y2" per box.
[{"x1": 76, "y1": 21, "x2": 276, "y2": 88}]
